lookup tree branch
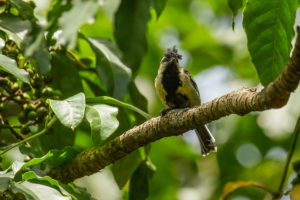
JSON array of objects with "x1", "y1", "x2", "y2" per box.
[{"x1": 48, "y1": 26, "x2": 300, "y2": 183}]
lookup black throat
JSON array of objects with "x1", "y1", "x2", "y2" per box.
[{"x1": 161, "y1": 62, "x2": 184, "y2": 107}]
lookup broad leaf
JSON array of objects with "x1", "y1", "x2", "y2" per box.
[
  {"x1": 220, "y1": 181, "x2": 269, "y2": 200},
  {"x1": 114, "y1": 0, "x2": 151, "y2": 72},
  {"x1": 14, "y1": 147, "x2": 79, "y2": 178},
  {"x1": 51, "y1": 51, "x2": 84, "y2": 98},
  {"x1": 62, "y1": 183, "x2": 96, "y2": 200},
  {"x1": 11, "y1": 181, "x2": 39, "y2": 200},
  {"x1": 25, "y1": 26, "x2": 51, "y2": 74},
  {"x1": 112, "y1": 150, "x2": 142, "y2": 189},
  {"x1": 11, "y1": 181, "x2": 71, "y2": 200},
  {"x1": 39, "y1": 123, "x2": 76, "y2": 153},
  {"x1": 23, "y1": 147, "x2": 78, "y2": 169},
  {"x1": 153, "y1": 0, "x2": 168, "y2": 18},
  {"x1": 12, "y1": 160, "x2": 26, "y2": 175},
  {"x1": 57, "y1": 0, "x2": 98, "y2": 48},
  {"x1": 9, "y1": 0, "x2": 34, "y2": 20},
  {"x1": 0, "y1": 14, "x2": 31, "y2": 48},
  {"x1": 78, "y1": 71, "x2": 106, "y2": 92},
  {"x1": 129, "y1": 82, "x2": 149, "y2": 124},
  {"x1": 0, "y1": 54, "x2": 30, "y2": 84},
  {"x1": 129, "y1": 160, "x2": 155, "y2": 200},
  {"x1": 50, "y1": 93, "x2": 86, "y2": 130},
  {"x1": 85, "y1": 104, "x2": 119, "y2": 146},
  {"x1": 33, "y1": 49, "x2": 51, "y2": 74},
  {"x1": 86, "y1": 38, "x2": 132, "y2": 99},
  {"x1": 86, "y1": 96, "x2": 151, "y2": 120},
  {"x1": 23, "y1": 171, "x2": 69, "y2": 197},
  {"x1": 0, "y1": 170, "x2": 13, "y2": 191},
  {"x1": 243, "y1": 0, "x2": 297, "y2": 85}
]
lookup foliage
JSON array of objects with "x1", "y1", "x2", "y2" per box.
[{"x1": 0, "y1": 0, "x2": 299, "y2": 200}]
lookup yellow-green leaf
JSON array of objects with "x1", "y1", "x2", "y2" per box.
[{"x1": 220, "y1": 181, "x2": 269, "y2": 200}]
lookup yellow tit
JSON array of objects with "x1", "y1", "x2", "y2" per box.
[{"x1": 155, "y1": 47, "x2": 217, "y2": 156}]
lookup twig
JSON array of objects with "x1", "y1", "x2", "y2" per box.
[
  {"x1": 8, "y1": 126, "x2": 25, "y2": 140},
  {"x1": 66, "y1": 49, "x2": 96, "y2": 73},
  {"x1": 0, "y1": 117, "x2": 57, "y2": 156},
  {"x1": 0, "y1": 121, "x2": 36, "y2": 129},
  {"x1": 274, "y1": 116, "x2": 300, "y2": 199}
]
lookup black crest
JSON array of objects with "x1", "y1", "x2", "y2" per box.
[{"x1": 164, "y1": 46, "x2": 182, "y2": 61}]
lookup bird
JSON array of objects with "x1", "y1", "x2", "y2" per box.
[{"x1": 154, "y1": 47, "x2": 217, "y2": 156}]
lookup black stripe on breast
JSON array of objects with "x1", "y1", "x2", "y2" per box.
[{"x1": 162, "y1": 62, "x2": 188, "y2": 107}]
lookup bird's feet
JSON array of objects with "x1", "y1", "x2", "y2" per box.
[{"x1": 160, "y1": 108, "x2": 173, "y2": 116}]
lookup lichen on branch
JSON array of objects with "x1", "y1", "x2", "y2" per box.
[{"x1": 48, "y1": 26, "x2": 300, "y2": 184}]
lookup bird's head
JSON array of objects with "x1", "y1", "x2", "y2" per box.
[{"x1": 160, "y1": 46, "x2": 182, "y2": 65}]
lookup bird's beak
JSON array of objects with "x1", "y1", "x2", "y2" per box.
[{"x1": 169, "y1": 57, "x2": 177, "y2": 65}]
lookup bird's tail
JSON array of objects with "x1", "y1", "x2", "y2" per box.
[{"x1": 195, "y1": 125, "x2": 217, "y2": 156}]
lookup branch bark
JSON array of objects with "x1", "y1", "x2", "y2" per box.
[{"x1": 49, "y1": 26, "x2": 300, "y2": 183}]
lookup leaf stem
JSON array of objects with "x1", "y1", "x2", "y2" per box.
[
  {"x1": 87, "y1": 96, "x2": 152, "y2": 120},
  {"x1": 0, "y1": 121, "x2": 36, "y2": 129},
  {"x1": 275, "y1": 115, "x2": 300, "y2": 199},
  {"x1": 0, "y1": 117, "x2": 57, "y2": 156},
  {"x1": 66, "y1": 49, "x2": 96, "y2": 73}
]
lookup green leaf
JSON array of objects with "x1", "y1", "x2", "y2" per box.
[
  {"x1": 23, "y1": 171, "x2": 69, "y2": 197},
  {"x1": 50, "y1": 51, "x2": 84, "y2": 98},
  {"x1": 85, "y1": 37, "x2": 132, "y2": 99},
  {"x1": 220, "y1": 181, "x2": 269, "y2": 200},
  {"x1": 129, "y1": 160, "x2": 155, "y2": 200},
  {"x1": 19, "y1": 137, "x2": 44, "y2": 158},
  {"x1": 78, "y1": 71, "x2": 106, "y2": 92},
  {"x1": 85, "y1": 104, "x2": 119, "y2": 146},
  {"x1": 227, "y1": 0, "x2": 244, "y2": 16},
  {"x1": 0, "y1": 54, "x2": 30, "y2": 84},
  {"x1": 38, "y1": 123, "x2": 76, "y2": 153},
  {"x1": 25, "y1": 25, "x2": 51, "y2": 74},
  {"x1": 33, "y1": 49, "x2": 51, "y2": 74},
  {"x1": 114, "y1": 0, "x2": 151, "y2": 72},
  {"x1": 62, "y1": 183, "x2": 95, "y2": 200},
  {"x1": 11, "y1": 181, "x2": 39, "y2": 200},
  {"x1": 12, "y1": 160, "x2": 25, "y2": 175},
  {"x1": 129, "y1": 82, "x2": 149, "y2": 124},
  {"x1": 57, "y1": 0, "x2": 98, "y2": 48},
  {"x1": 243, "y1": 0, "x2": 297, "y2": 86},
  {"x1": 0, "y1": 170, "x2": 13, "y2": 191},
  {"x1": 9, "y1": 0, "x2": 34, "y2": 20},
  {"x1": 50, "y1": 93, "x2": 86, "y2": 130},
  {"x1": 11, "y1": 181, "x2": 71, "y2": 200},
  {"x1": 0, "y1": 14, "x2": 31, "y2": 48},
  {"x1": 14, "y1": 147, "x2": 79, "y2": 178},
  {"x1": 86, "y1": 96, "x2": 151, "y2": 120},
  {"x1": 153, "y1": 0, "x2": 168, "y2": 18},
  {"x1": 112, "y1": 150, "x2": 142, "y2": 189}
]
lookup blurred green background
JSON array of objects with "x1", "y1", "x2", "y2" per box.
[
  {"x1": 77, "y1": 0, "x2": 300, "y2": 199},
  {"x1": 3, "y1": 0, "x2": 300, "y2": 199}
]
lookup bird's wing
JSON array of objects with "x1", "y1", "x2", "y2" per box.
[
  {"x1": 176, "y1": 68, "x2": 201, "y2": 106},
  {"x1": 183, "y1": 68, "x2": 200, "y2": 95}
]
